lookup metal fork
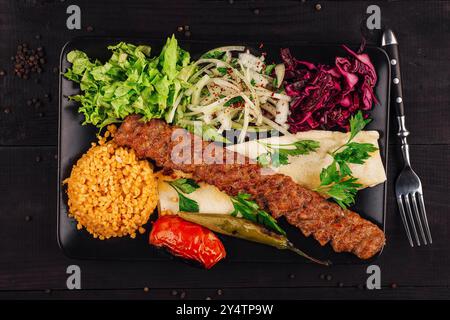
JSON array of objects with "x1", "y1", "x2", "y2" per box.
[{"x1": 382, "y1": 29, "x2": 432, "y2": 247}]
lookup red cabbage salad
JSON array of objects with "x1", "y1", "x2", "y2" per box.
[{"x1": 281, "y1": 45, "x2": 378, "y2": 133}]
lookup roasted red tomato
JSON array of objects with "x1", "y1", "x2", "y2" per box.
[{"x1": 149, "y1": 215, "x2": 226, "y2": 269}]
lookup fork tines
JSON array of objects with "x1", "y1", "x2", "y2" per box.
[{"x1": 396, "y1": 192, "x2": 432, "y2": 247}]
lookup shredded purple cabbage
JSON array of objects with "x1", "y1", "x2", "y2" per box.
[{"x1": 281, "y1": 45, "x2": 378, "y2": 132}]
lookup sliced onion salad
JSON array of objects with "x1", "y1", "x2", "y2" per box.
[{"x1": 172, "y1": 46, "x2": 292, "y2": 143}]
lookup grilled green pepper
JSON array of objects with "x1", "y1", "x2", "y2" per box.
[{"x1": 178, "y1": 212, "x2": 331, "y2": 266}]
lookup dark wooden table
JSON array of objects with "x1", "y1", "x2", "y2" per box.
[{"x1": 0, "y1": 0, "x2": 449, "y2": 300}]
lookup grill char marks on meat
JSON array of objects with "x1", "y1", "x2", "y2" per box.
[{"x1": 114, "y1": 115, "x2": 385, "y2": 259}]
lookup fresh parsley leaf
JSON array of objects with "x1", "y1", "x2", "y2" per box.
[
  {"x1": 334, "y1": 142, "x2": 378, "y2": 165},
  {"x1": 265, "y1": 64, "x2": 276, "y2": 75},
  {"x1": 231, "y1": 193, "x2": 286, "y2": 235},
  {"x1": 169, "y1": 178, "x2": 200, "y2": 194},
  {"x1": 256, "y1": 139, "x2": 320, "y2": 167},
  {"x1": 279, "y1": 140, "x2": 320, "y2": 157},
  {"x1": 256, "y1": 153, "x2": 271, "y2": 167},
  {"x1": 270, "y1": 151, "x2": 289, "y2": 167},
  {"x1": 201, "y1": 50, "x2": 225, "y2": 60},
  {"x1": 325, "y1": 178, "x2": 362, "y2": 209},
  {"x1": 178, "y1": 192, "x2": 199, "y2": 212},
  {"x1": 250, "y1": 79, "x2": 256, "y2": 86},
  {"x1": 348, "y1": 111, "x2": 372, "y2": 142},
  {"x1": 319, "y1": 161, "x2": 341, "y2": 186},
  {"x1": 167, "y1": 179, "x2": 200, "y2": 212},
  {"x1": 316, "y1": 111, "x2": 376, "y2": 209},
  {"x1": 338, "y1": 161, "x2": 353, "y2": 178},
  {"x1": 217, "y1": 67, "x2": 228, "y2": 75},
  {"x1": 224, "y1": 96, "x2": 244, "y2": 107}
]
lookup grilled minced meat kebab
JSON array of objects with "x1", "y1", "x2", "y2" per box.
[{"x1": 115, "y1": 115, "x2": 385, "y2": 259}]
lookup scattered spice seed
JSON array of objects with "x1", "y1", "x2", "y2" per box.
[
  {"x1": 35, "y1": 34, "x2": 41, "y2": 40},
  {"x1": 217, "y1": 289, "x2": 223, "y2": 296},
  {"x1": 12, "y1": 43, "x2": 46, "y2": 79},
  {"x1": 177, "y1": 26, "x2": 184, "y2": 32},
  {"x1": 319, "y1": 273, "x2": 326, "y2": 280},
  {"x1": 86, "y1": 25, "x2": 94, "y2": 32},
  {"x1": 3, "y1": 107, "x2": 11, "y2": 114},
  {"x1": 184, "y1": 25, "x2": 190, "y2": 31},
  {"x1": 0, "y1": 69, "x2": 6, "y2": 76},
  {"x1": 25, "y1": 215, "x2": 32, "y2": 222},
  {"x1": 326, "y1": 274, "x2": 332, "y2": 281},
  {"x1": 205, "y1": 296, "x2": 212, "y2": 300},
  {"x1": 171, "y1": 290, "x2": 178, "y2": 296},
  {"x1": 180, "y1": 291, "x2": 186, "y2": 299},
  {"x1": 184, "y1": 30, "x2": 191, "y2": 37},
  {"x1": 143, "y1": 287, "x2": 149, "y2": 292},
  {"x1": 289, "y1": 273, "x2": 295, "y2": 279},
  {"x1": 391, "y1": 283, "x2": 398, "y2": 289},
  {"x1": 38, "y1": 112, "x2": 45, "y2": 117},
  {"x1": 35, "y1": 156, "x2": 41, "y2": 162},
  {"x1": 253, "y1": 8, "x2": 260, "y2": 15},
  {"x1": 315, "y1": 3, "x2": 322, "y2": 11},
  {"x1": 338, "y1": 282, "x2": 344, "y2": 288}
]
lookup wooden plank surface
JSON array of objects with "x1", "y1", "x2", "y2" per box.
[{"x1": 0, "y1": 0, "x2": 449, "y2": 299}]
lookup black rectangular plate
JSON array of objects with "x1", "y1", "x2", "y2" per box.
[{"x1": 58, "y1": 37, "x2": 390, "y2": 264}]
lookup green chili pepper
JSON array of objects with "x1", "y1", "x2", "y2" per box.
[{"x1": 178, "y1": 212, "x2": 331, "y2": 266}]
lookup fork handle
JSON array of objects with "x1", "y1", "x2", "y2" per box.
[
  {"x1": 382, "y1": 29, "x2": 411, "y2": 166},
  {"x1": 382, "y1": 31, "x2": 405, "y2": 117}
]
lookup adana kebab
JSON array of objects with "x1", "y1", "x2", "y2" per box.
[{"x1": 114, "y1": 115, "x2": 386, "y2": 259}]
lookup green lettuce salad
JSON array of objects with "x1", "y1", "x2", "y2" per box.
[{"x1": 64, "y1": 35, "x2": 193, "y2": 128}]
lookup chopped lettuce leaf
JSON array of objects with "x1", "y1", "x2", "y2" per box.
[{"x1": 63, "y1": 35, "x2": 194, "y2": 128}]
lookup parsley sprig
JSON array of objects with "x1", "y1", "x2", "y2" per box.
[
  {"x1": 201, "y1": 50, "x2": 226, "y2": 60},
  {"x1": 257, "y1": 139, "x2": 320, "y2": 167},
  {"x1": 314, "y1": 112, "x2": 378, "y2": 209},
  {"x1": 167, "y1": 178, "x2": 200, "y2": 212},
  {"x1": 230, "y1": 193, "x2": 286, "y2": 235}
]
